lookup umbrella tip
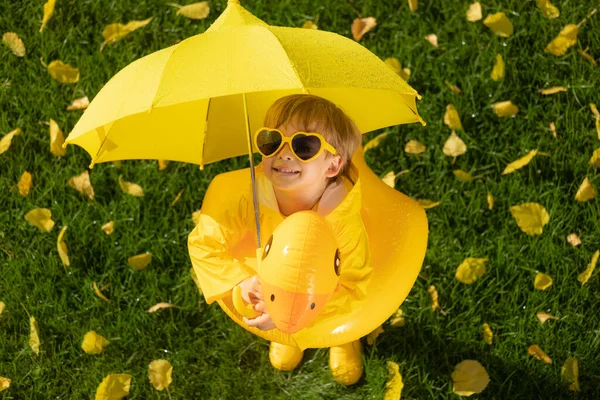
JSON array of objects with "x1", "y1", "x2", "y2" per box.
[
  {"x1": 89, "y1": 161, "x2": 95, "y2": 169},
  {"x1": 61, "y1": 142, "x2": 68, "y2": 149}
]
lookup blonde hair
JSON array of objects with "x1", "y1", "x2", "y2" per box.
[{"x1": 263, "y1": 94, "x2": 362, "y2": 182}]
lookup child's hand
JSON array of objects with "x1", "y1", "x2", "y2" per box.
[
  {"x1": 243, "y1": 301, "x2": 276, "y2": 331},
  {"x1": 238, "y1": 275, "x2": 263, "y2": 304}
]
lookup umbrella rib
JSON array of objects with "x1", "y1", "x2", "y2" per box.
[{"x1": 266, "y1": 28, "x2": 307, "y2": 92}]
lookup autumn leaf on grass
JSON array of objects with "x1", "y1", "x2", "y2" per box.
[
  {"x1": 40, "y1": 0, "x2": 56, "y2": 32},
  {"x1": 550, "y1": 122, "x2": 557, "y2": 139},
  {"x1": 384, "y1": 57, "x2": 411, "y2": 82},
  {"x1": 68, "y1": 170, "x2": 95, "y2": 200},
  {"x1": 0, "y1": 377, "x2": 10, "y2": 391},
  {"x1": 590, "y1": 104, "x2": 600, "y2": 140},
  {"x1": 95, "y1": 374, "x2": 131, "y2": 400},
  {"x1": 66, "y1": 96, "x2": 89, "y2": 111},
  {"x1": 466, "y1": 2, "x2": 482, "y2": 22},
  {"x1": 405, "y1": 140, "x2": 426, "y2": 154},
  {"x1": 0, "y1": 302, "x2": 5, "y2": 316},
  {"x1": 0, "y1": 128, "x2": 22, "y2": 155},
  {"x1": 158, "y1": 160, "x2": 169, "y2": 171},
  {"x1": 577, "y1": 249, "x2": 599, "y2": 285},
  {"x1": 534, "y1": 272, "x2": 553, "y2": 290},
  {"x1": 408, "y1": 0, "x2": 418, "y2": 12},
  {"x1": 491, "y1": 54, "x2": 505, "y2": 81},
  {"x1": 169, "y1": 2, "x2": 210, "y2": 19},
  {"x1": 482, "y1": 323, "x2": 493, "y2": 345},
  {"x1": 100, "y1": 18, "x2": 153, "y2": 51},
  {"x1": 48, "y1": 60, "x2": 79, "y2": 84},
  {"x1": 589, "y1": 148, "x2": 600, "y2": 167},
  {"x1": 424, "y1": 34, "x2": 438, "y2": 48},
  {"x1": 427, "y1": 285, "x2": 446, "y2": 315},
  {"x1": 57, "y1": 226, "x2": 70, "y2": 268},
  {"x1": 445, "y1": 80, "x2": 461, "y2": 94},
  {"x1": 578, "y1": 48, "x2": 597, "y2": 66},
  {"x1": 28, "y1": 314, "x2": 41, "y2": 356},
  {"x1": 539, "y1": 86, "x2": 567, "y2": 95},
  {"x1": 451, "y1": 360, "x2": 490, "y2": 396},
  {"x1": 2, "y1": 32, "x2": 25, "y2": 57},
  {"x1": 93, "y1": 282, "x2": 111, "y2": 303},
  {"x1": 443, "y1": 131, "x2": 467, "y2": 162},
  {"x1": 171, "y1": 189, "x2": 184, "y2": 206},
  {"x1": 562, "y1": 357, "x2": 580, "y2": 391},
  {"x1": 487, "y1": 193, "x2": 494, "y2": 210},
  {"x1": 82, "y1": 331, "x2": 110, "y2": 355},
  {"x1": 384, "y1": 361, "x2": 404, "y2": 400},
  {"x1": 536, "y1": 0, "x2": 560, "y2": 19},
  {"x1": 416, "y1": 199, "x2": 441, "y2": 209},
  {"x1": 536, "y1": 311, "x2": 560, "y2": 324},
  {"x1": 483, "y1": 12, "x2": 513, "y2": 37},
  {"x1": 118, "y1": 176, "x2": 144, "y2": 197},
  {"x1": 351, "y1": 17, "x2": 376, "y2": 42},
  {"x1": 128, "y1": 252, "x2": 152, "y2": 271},
  {"x1": 454, "y1": 170, "x2": 473, "y2": 182},
  {"x1": 502, "y1": 150, "x2": 538, "y2": 175},
  {"x1": 366, "y1": 325, "x2": 384, "y2": 346},
  {"x1": 382, "y1": 171, "x2": 404, "y2": 188},
  {"x1": 574, "y1": 177, "x2": 596, "y2": 202},
  {"x1": 491, "y1": 101, "x2": 519, "y2": 118},
  {"x1": 101, "y1": 221, "x2": 114, "y2": 235},
  {"x1": 18, "y1": 172, "x2": 32, "y2": 197},
  {"x1": 49, "y1": 119, "x2": 67, "y2": 156},
  {"x1": 528, "y1": 344, "x2": 552, "y2": 364},
  {"x1": 444, "y1": 104, "x2": 463, "y2": 130},
  {"x1": 456, "y1": 257, "x2": 488, "y2": 284},
  {"x1": 364, "y1": 132, "x2": 389, "y2": 152},
  {"x1": 149, "y1": 360, "x2": 173, "y2": 391},
  {"x1": 567, "y1": 233, "x2": 581, "y2": 246},
  {"x1": 389, "y1": 308, "x2": 405, "y2": 327},
  {"x1": 25, "y1": 208, "x2": 55, "y2": 232},
  {"x1": 147, "y1": 302, "x2": 181, "y2": 313},
  {"x1": 301, "y1": 20, "x2": 318, "y2": 30},
  {"x1": 510, "y1": 203, "x2": 549, "y2": 236},
  {"x1": 545, "y1": 24, "x2": 579, "y2": 56}
]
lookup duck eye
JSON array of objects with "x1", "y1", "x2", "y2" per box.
[
  {"x1": 263, "y1": 235, "x2": 273, "y2": 260},
  {"x1": 333, "y1": 249, "x2": 341, "y2": 276},
  {"x1": 270, "y1": 294, "x2": 275, "y2": 302}
]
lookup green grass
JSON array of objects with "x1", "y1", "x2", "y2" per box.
[{"x1": 1, "y1": 0, "x2": 600, "y2": 398}]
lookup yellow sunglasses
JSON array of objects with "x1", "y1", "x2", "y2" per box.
[{"x1": 253, "y1": 128, "x2": 338, "y2": 163}]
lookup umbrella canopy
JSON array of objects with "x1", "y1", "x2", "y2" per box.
[{"x1": 64, "y1": 0, "x2": 424, "y2": 168}]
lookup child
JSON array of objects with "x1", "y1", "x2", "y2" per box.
[{"x1": 188, "y1": 94, "x2": 372, "y2": 385}]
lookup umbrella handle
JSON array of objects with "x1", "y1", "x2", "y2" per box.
[{"x1": 243, "y1": 92, "x2": 262, "y2": 250}]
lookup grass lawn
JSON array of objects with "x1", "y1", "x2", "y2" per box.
[{"x1": 1, "y1": 0, "x2": 600, "y2": 398}]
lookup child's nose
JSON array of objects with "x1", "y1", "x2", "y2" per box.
[{"x1": 276, "y1": 143, "x2": 294, "y2": 159}]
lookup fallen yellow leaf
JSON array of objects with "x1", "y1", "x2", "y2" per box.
[
  {"x1": 382, "y1": 171, "x2": 397, "y2": 188},
  {"x1": 453, "y1": 170, "x2": 473, "y2": 182},
  {"x1": 384, "y1": 57, "x2": 411, "y2": 82},
  {"x1": 561, "y1": 357, "x2": 580, "y2": 391},
  {"x1": 25, "y1": 208, "x2": 55, "y2": 232},
  {"x1": 82, "y1": 331, "x2": 110, "y2": 355},
  {"x1": 158, "y1": 160, "x2": 169, "y2": 171},
  {"x1": 550, "y1": 121, "x2": 557, "y2": 139},
  {"x1": 0, "y1": 376, "x2": 10, "y2": 391},
  {"x1": 148, "y1": 360, "x2": 173, "y2": 391},
  {"x1": 444, "y1": 80, "x2": 461, "y2": 94},
  {"x1": 574, "y1": 177, "x2": 595, "y2": 202},
  {"x1": 416, "y1": 199, "x2": 441, "y2": 209},
  {"x1": 405, "y1": 139, "x2": 426, "y2": 154},
  {"x1": 384, "y1": 361, "x2": 404, "y2": 400},
  {"x1": 528, "y1": 344, "x2": 552, "y2": 364},
  {"x1": 366, "y1": 325, "x2": 384, "y2": 346},
  {"x1": 29, "y1": 315, "x2": 40, "y2": 356},
  {"x1": 577, "y1": 249, "x2": 599, "y2": 285},
  {"x1": 590, "y1": 104, "x2": 600, "y2": 140},
  {"x1": 17, "y1": 171, "x2": 32, "y2": 197},
  {"x1": 545, "y1": 24, "x2": 578, "y2": 56},
  {"x1": 66, "y1": 96, "x2": 90, "y2": 111},
  {"x1": 100, "y1": 18, "x2": 153, "y2": 51},
  {"x1": 491, "y1": 101, "x2": 519, "y2": 117},
  {"x1": 118, "y1": 176, "x2": 144, "y2": 197},
  {"x1": 95, "y1": 374, "x2": 132, "y2": 399},
  {"x1": 128, "y1": 252, "x2": 152, "y2": 270},
  {"x1": 428, "y1": 285, "x2": 439, "y2": 312},
  {"x1": 0, "y1": 302, "x2": 5, "y2": 315},
  {"x1": 534, "y1": 272, "x2": 553, "y2": 290},
  {"x1": 444, "y1": 104, "x2": 463, "y2": 130},
  {"x1": 48, "y1": 60, "x2": 80, "y2": 84},
  {"x1": 68, "y1": 170, "x2": 95, "y2": 200},
  {"x1": 2, "y1": 32, "x2": 25, "y2": 57},
  {"x1": 487, "y1": 192, "x2": 494, "y2": 210},
  {"x1": 482, "y1": 323, "x2": 493, "y2": 345},
  {"x1": 502, "y1": 150, "x2": 538, "y2": 175},
  {"x1": 169, "y1": 2, "x2": 210, "y2": 19},
  {"x1": 389, "y1": 308, "x2": 405, "y2": 327},
  {"x1": 491, "y1": 54, "x2": 505, "y2": 81},
  {"x1": 101, "y1": 221, "x2": 115, "y2": 235},
  {"x1": 509, "y1": 202, "x2": 550, "y2": 236},
  {"x1": 40, "y1": 0, "x2": 57, "y2": 32},
  {"x1": 49, "y1": 119, "x2": 67, "y2": 156},
  {"x1": 456, "y1": 257, "x2": 488, "y2": 284},
  {"x1": 93, "y1": 282, "x2": 111, "y2": 303},
  {"x1": 57, "y1": 226, "x2": 70, "y2": 268},
  {"x1": 536, "y1": 311, "x2": 559, "y2": 324},
  {"x1": 577, "y1": 48, "x2": 597, "y2": 66},
  {"x1": 301, "y1": 20, "x2": 318, "y2": 30},
  {"x1": 408, "y1": 0, "x2": 418, "y2": 12},
  {"x1": 443, "y1": 131, "x2": 467, "y2": 158},
  {"x1": 147, "y1": 302, "x2": 178, "y2": 313},
  {"x1": 536, "y1": 0, "x2": 560, "y2": 19},
  {"x1": 538, "y1": 86, "x2": 567, "y2": 95},
  {"x1": 0, "y1": 128, "x2": 22, "y2": 155},
  {"x1": 466, "y1": 2, "x2": 482, "y2": 22},
  {"x1": 171, "y1": 189, "x2": 184, "y2": 206},
  {"x1": 451, "y1": 360, "x2": 490, "y2": 396},
  {"x1": 567, "y1": 233, "x2": 581, "y2": 246},
  {"x1": 424, "y1": 33, "x2": 438, "y2": 47},
  {"x1": 483, "y1": 12, "x2": 514, "y2": 37},
  {"x1": 364, "y1": 132, "x2": 389, "y2": 152},
  {"x1": 351, "y1": 17, "x2": 376, "y2": 42}
]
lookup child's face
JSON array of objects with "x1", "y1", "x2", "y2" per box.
[{"x1": 261, "y1": 120, "x2": 343, "y2": 192}]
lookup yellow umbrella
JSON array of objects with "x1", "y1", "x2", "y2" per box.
[{"x1": 64, "y1": 0, "x2": 424, "y2": 170}]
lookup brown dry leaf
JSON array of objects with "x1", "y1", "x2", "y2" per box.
[
  {"x1": 545, "y1": 24, "x2": 578, "y2": 56},
  {"x1": 0, "y1": 128, "x2": 22, "y2": 155},
  {"x1": 453, "y1": 170, "x2": 473, "y2": 182},
  {"x1": 539, "y1": 86, "x2": 567, "y2": 95},
  {"x1": 384, "y1": 57, "x2": 410, "y2": 82},
  {"x1": 0, "y1": 376, "x2": 10, "y2": 391},
  {"x1": 443, "y1": 131, "x2": 467, "y2": 158},
  {"x1": 534, "y1": 272, "x2": 553, "y2": 290},
  {"x1": 171, "y1": 189, "x2": 184, "y2": 207},
  {"x1": 82, "y1": 331, "x2": 110, "y2": 355},
  {"x1": 577, "y1": 249, "x2": 599, "y2": 285},
  {"x1": 48, "y1": 60, "x2": 80, "y2": 84},
  {"x1": 451, "y1": 360, "x2": 490, "y2": 396},
  {"x1": 2, "y1": 32, "x2": 25, "y2": 57},
  {"x1": 389, "y1": 308, "x2": 405, "y2": 327},
  {"x1": 405, "y1": 139, "x2": 426, "y2": 154},
  {"x1": 567, "y1": 233, "x2": 581, "y2": 246},
  {"x1": 408, "y1": 0, "x2": 418, "y2": 12},
  {"x1": 128, "y1": 252, "x2": 152, "y2": 271},
  {"x1": 574, "y1": 177, "x2": 596, "y2": 202},
  {"x1": 550, "y1": 122, "x2": 557, "y2": 139},
  {"x1": 192, "y1": 210, "x2": 202, "y2": 226},
  {"x1": 351, "y1": 17, "x2": 376, "y2": 42},
  {"x1": 509, "y1": 203, "x2": 550, "y2": 236},
  {"x1": 590, "y1": 104, "x2": 600, "y2": 140},
  {"x1": 445, "y1": 80, "x2": 462, "y2": 94},
  {"x1": 444, "y1": 104, "x2": 463, "y2": 130},
  {"x1": 118, "y1": 176, "x2": 144, "y2": 197},
  {"x1": 502, "y1": 150, "x2": 538, "y2": 175},
  {"x1": 487, "y1": 192, "x2": 494, "y2": 210},
  {"x1": 169, "y1": 2, "x2": 210, "y2": 19},
  {"x1": 536, "y1": 311, "x2": 559, "y2": 324},
  {"x1": 424, "y1": 34, "x2": 438, "y2": 47},
  {"x1": 95, "y1": 374, "x2": 132, "y2": 399},
  {"x1": 18, "y1": 171, "x2": 32, "y2": 197},
  {"x1": 561, "y1": 357, "x2": 580, "y2": 391},
  {"x1": 364, "y1": 132, "x2": 389, "y2": 152},
  {"x1": 29, "y1": 315, "x2": 40, "y2": 356},
  {"x1": 384, "y1": 361, "x2": 404, "y2": 400},
  {"x1": 536, "y1": 0, "x2": 560, "y2": 19},
  {"x1": 491, "y1": 54, "x2": 505, "y2": 81},
  {"x1": 40, "y1": 0, "x2": 57, "y2": 32},
  {"x1": 491, "y1": 100, "x2": 519, "y2": 118},
  {"x1": 366, "y1": 325, "x2": 384, "y2": 346},
  {"x1": 57, "y1": 226, "x2": 70, "y2": 268},
  {"x1": 483, "y1": 12, "x2": 514, "y2": 37},
  {"x1": 101, "y1": 18, "x2": 153, "y2": 51},
  {"x1": 528, "y1": 344, "x2": 552, "y2": 364},
  {"x1": 93, "y1": 282, "x2": 111, "y2": 303},
  {"x1": 49, "y1": 119, "x2": 67, "y2": 156},
  {"x1": 147, "y1": 302, "x2": 179, "y2": 313},
  {"x1": 66, "y1": 96, "x2": 89, "y2": 111},
  {"x1": 482, "y1": 323, "x2": 493, "y2": 345},
  {"x1": 301, "y1": 20, "x2": 318, "y2": 30},
  {"x1": 148, "y1": 360, "x2": 173, "y2": 391},
  {"x1": 102, "y1": 221, "x2": 114, "y2": 235},
  {"x1": 25, "y1": 208, "x2": 55, "y2": 232},
  {"x1": 577, "y1": 48, "x2": 597, "y2": 66},
  {"x1": 158, "y1": 160, "x2": 169, "y2": 171},
  {"x1": 456, "y1": 257, "x2": 488, "y2": 284},
  {"x1": 416, "y1": 199, "x2": 441, "y2": 209},
  {"x1": 466, "y1": 2, "x2": 482, "y2": 22},
  {"x1": 68, "y1": 170, "x2": 95, "y2": 200}
]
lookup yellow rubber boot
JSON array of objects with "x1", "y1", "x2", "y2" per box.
[
  {"x1": 269, "y1": 342, "x2": 304, "y2": 371},
  {"x1": 328, "y1": 340, "x2": 363, "y2": 385}
]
